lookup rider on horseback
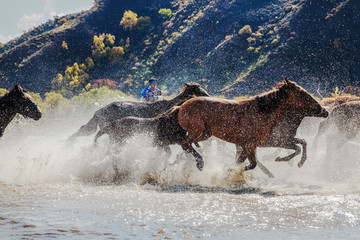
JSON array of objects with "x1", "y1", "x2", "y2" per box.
[{"x1": 141, "y1": 78, "x2": 166, "y2": 103}]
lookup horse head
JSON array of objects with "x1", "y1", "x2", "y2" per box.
[
  {"x1": 284, "y1": 78, "x2": 328, "y2": 118},
  {"x1": 180, "y1": 83, "x2": 209, "y2": 100},
  {"x1": 11, "y1": 85, "x2": 42, "y2": 120}
]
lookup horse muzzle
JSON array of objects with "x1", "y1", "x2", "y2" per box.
[
  {"x1": 317, "y1": 108, "x2": 329, "y2": 118},
  {"x1": 33, "y1": 112, "x2": 42, "y2": 120}
]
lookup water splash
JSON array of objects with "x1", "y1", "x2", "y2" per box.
[{"x1": 1, "y1": 109, "x2": 360, "y2": 195}]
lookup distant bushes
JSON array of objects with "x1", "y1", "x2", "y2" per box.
[
  {"x1": 16, "y1": 86, "x2": 133, "y2": 116},
  {"x1": 238, "y1": 25, "x2": 252, "y2": 35},
  {"x1": 120, "y1": 10, "x2": 139, "y2": 30},
  {"x1": 158, "y1": 8, "x2": 173, "y2": 20}
]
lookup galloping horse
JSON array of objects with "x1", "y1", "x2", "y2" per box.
[
  {"x1": 94, "y1": 106, "x2": 187, "y2": 178},
  {"x1": 67, "y1": 83, "x2": 209, "y2": 143},
  {"x1": 0, "y1": 85, "x2": 42, "y2": 137},
  {"x1": 94, "y1": 106, "x2": 186, "y2": 156},
  {"x1": 315, "y1": 101, "x2": 360, "y2": 142},
  {"x1": 235, "y1": 109, "x2": 325, "y2": 168},
  {"x1": 178, "y1": 79, "x2": 328, "y2": 172}
]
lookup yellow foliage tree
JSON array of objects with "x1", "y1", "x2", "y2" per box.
[
  {"x1": 62, "y1": 40, "x2": 68, "y2": 50},
  {"x1": 120, "y1": 10, "x2": 138, "y2": 30},
  {"x1": 0, "y1": 88, "x2": 9, "y2": 96},
  {"x1": 158, "y1": 8, "x2": 172, "y2": 20},
  {"x1": 92, "y1": 33, "x2": 116, "y2": 60},
  {"x1": 92, "y1": 34, "x2": 107, "y2": 60},
  {"x1": 85, "y1": 57, "x2": 95, "y2": 69},
  {"x1": 109, "y1": 46, "x2": 125, "y2": 65},
  {"x1": 105, "y1": 33, "x2": 115, "y2": 45},
  {"x1": 239, "y1": 25, "x2": 252, "y2": 35},
  {"x1": 52, "y1": 62, "x2": 90, "y2": 97}
]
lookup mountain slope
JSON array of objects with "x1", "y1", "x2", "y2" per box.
[{"x1": 0, "y1": 0, "x2": 358, "y2": 97}]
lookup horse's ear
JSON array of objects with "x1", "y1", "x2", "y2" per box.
[
  {"x1": 184, "y1": 83, "x2": 190, "y2": 87},
  {"x1": 284, "y1": 78, "x2": 290, "y2": 85},
  {"x1": 14, "y1": 85, "x2": 22, "y2": 92}
]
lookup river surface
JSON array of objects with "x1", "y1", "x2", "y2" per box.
[{"x1": 1, "y1": 110, "x2": 360, "y2": 239}]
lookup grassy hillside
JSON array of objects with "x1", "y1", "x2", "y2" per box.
[{"x1": 0, "y1": 0, "x2": 358, "y2": 98}]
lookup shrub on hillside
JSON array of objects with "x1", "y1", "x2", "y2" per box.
[
  {"x1": 158, "y1": 8, "x2": 172, "y2": 20},
  {"x1": 120, "y1": 10, "x2": 138, "y2": 30}
]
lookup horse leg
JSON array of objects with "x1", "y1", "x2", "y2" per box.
[
  {"x1": 244, "y1": 151, "x2": 257, "y2": 171},
  {"x1": 236, "y1": 146, "x2": 274, "y2": 178},
  {"x1": 181, "y1": 143, "x2": 204, "y2": 171},
  {"x1": 295, "y1": 138, "x2": 307, "y2": 168},
  {"x1": 235, "y1": 144, "x2": 243, "y2": 161},
  {"x1": 67, "y1": 115, "x2": 99, "y2": 144},
  {"x1": 275, "y1": 143, "x2": 301, "y2": 162},
  {"x1": 312, "y1": 118, "x2": 331, "y2": 149},
  {"x1": 236, "y1": 151, "x2": 247, "y2": 164},
  {"x1": 162, "y1": 145, "x2": 172, "y2": 159}
]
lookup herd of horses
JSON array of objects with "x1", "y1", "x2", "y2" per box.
[{"x1": 1, "y1": 79, "x2": 360, "y2": 179}]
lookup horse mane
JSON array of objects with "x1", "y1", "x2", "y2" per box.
[
  {"x1": 146, "y1": 83, "x2": 201, "y2": 108},
  {"x1": 256, "y1": 81, "x2": 288, "y2": 113},
  {"x1": 0, "y1": 85, "x2": 26, "y2": 102}
]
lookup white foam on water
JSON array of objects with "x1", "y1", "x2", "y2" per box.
[
  {"x1": 2, "y1": 106, "x2": 360, "y2": 239},
  {"x1": 1, "y1": 110, "x2": 360, "y2": 194}
]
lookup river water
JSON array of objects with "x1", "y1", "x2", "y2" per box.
[{"x1": 1, "y1": 110, "x2": 360, "y2": 239}]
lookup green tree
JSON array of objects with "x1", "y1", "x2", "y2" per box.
[
  {"x1": 43, "y1": 91, "x2": 70, "y2": 112},
  {"x1": 120, "y1": 10, "x2": 138, "y2": 30},
  {"x1": 137, "y1": 16, "x2": 151, "y2": 31}
]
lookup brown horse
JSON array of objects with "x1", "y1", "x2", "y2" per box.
[
  {"x1": 178, "y1": 79, "x2": 328, "y2": 172},
  {"x1": 0, "y1": 85, "x2": 42, "y2": 137},
  {"x1": 240, "y1": 95, "x2": 360, "y2": 167}
]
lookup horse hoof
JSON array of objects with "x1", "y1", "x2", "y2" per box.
[
  {"x1": 275, "y1": 157, "x2": 282, "y2": 162},
  {"x1": 298, "y1": 162, "x2": 304, "y2": 168},
  {"x1": 196, "y1": 161, "x2": 204, "y2": 171}
]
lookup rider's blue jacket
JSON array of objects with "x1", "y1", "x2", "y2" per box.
[{"x1": 141, "y1": 84, "x2": 162, "y2": 103}]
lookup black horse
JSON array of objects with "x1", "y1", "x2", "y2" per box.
[
  {"x1": 94, "y1": 106, "x2": 187, "y2": 177},
  {"x1": 67, "y1": 83, "x2": 209, "y2": 143},
  {"x1": 0, "y1": 85, "x2": 42, "y2": 137},
  {"x1": 94, "y1": 106, "x2": 185, "y2": 151}
]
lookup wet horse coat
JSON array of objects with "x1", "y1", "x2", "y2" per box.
[
  {"x1": 94, "y1": 106, "x2": 186, "y2": 153},
  {"x1": 0, "y1": 85, "x2": 42, "y2": 137},
  {"x1": 315, "y1": 101, "x2": 360, "y2": 141},
  {"x1": 178, "y1": 79, "x2": 328, "y2": 172}
]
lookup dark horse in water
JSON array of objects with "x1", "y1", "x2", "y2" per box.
[
  {"x1": 0, "y1": 85, "x2": 42, "y2": 137},
  {"x1": 67, "y1": 83, "x2": 209, "y2": 143},
  {"x1": 315, "y1": 101, "x2": 360, "y2": 143},
  {"x1": 177, "y1": 79, "x2": 328, "y2": 173},
  {"x1": 93, "y1": 106, "x2": 187, "y2": 178},
  {"x1": 94, "y1": 106, "x2": 185, "y2": 150}
]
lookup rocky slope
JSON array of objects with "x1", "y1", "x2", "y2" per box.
[{"x1": 0, "y1": 0, "x2": 358, "y2": 97}]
